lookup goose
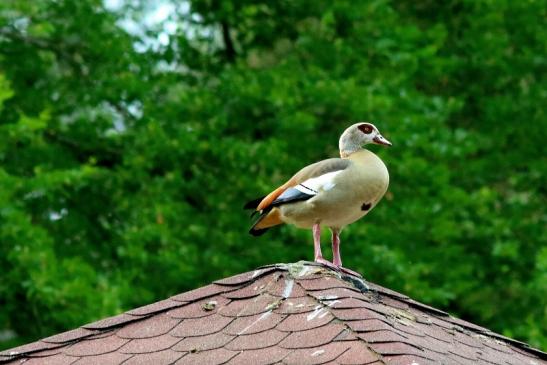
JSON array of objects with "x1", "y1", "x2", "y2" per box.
[{"x1": 245, "y1": 123, "x2": 391, "y2": 276}]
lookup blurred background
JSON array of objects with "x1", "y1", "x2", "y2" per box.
[{"x1": 0, "y1": 0, "x2": 545, "y2": 351}]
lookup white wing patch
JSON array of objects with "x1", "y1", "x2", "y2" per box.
[{"x1": 295, "y1": 171, "x2": 342, "y2": 195}]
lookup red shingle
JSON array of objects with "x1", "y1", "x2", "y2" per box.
[
  {"x1": 284, "y1": 267, "x2": 324, "y2": 280},
  {"x1": 84, "y1": 331, "x2": 113, "y2": 340},
  {"x1": 433, "y1": 311, "x2": 465, "y2": 327},
  {"x1": 368, "y1": 342, "x2": 427, "y2": 357},
  {"x1": 2, "y1": 262, "x2": 545, "y2": 365},
  {"x1": 41, "y1": 328, "x2": 99, "y2": 344},
  {"x1": 413, "y1": 332, "x2": 452, "y2": 355},
  {"x1": 276, "y1": 310, "x2": 334, "y2": 332},
  {"x1": 10, "y1": 354, "x2": 76, "y2": 365},
  {"x1": 214, "y1": 267, "x2": 279, "y2": 286},
  {"x1": 356, "y1": 300, "x2": 398, "y2": 317},
  {"x1": 448, "y1": 342, "x2": 480, "y2": 361},
  {"x1": 324, "y1": 297, "x2": 371, "y2": 309},
  {"x1": 63, "y1": 335, "x2": 129, "y2": 356},
  {"x1": 167, "y1": 296, "x2": 229, "y2": 319},
  {"x1": 223, "y1": 311, "x2": 286, "y2": 335},
  {"x1": 221, "y1": 278, "x2": 269, "y2": 300},
  {"x1": 171, "y1": 283, "x2": 237, "y2": 302},
  {"x1": 422, "y1": 323, "x2": 455, "y2": 343},
  {"x1": 308, "y1": 287, "x2": 366, "y2": 301},
  {"x1": 333, "y1": 328, "x2": 359, "y2": 342},
  {"x1": 172, "y1": 332, "x2": 234, "y2": 352},
  {"x1": 116, "y1": 314, "x2": 180, "y2": 339},
  {"x1": 118, "y1": 334, "x2": 181, "y2": 354},
  {"x1": 382, "y1": 354, "x2": 438, "y2": 365},
  {"x1": 70, "y1": 352, "x2": 132, "y2": 365},
  {"x1": 219, "y1": 294, "x2": 282, "y2": 317},
  {"x1": 452, "y1": 329, "x2": 484, "y2": 349},
  {"x1": 298, "y1": 277, "x2": 355, "y2": 291},
  {"x1": 482, "y1": 338, "x2": 513, "y2": 354},
  {"x1": 450, "y1": 349, "x2": 478, "y2": 364},
  {"x1": 282, "y1": 342, "x2": 351, "y2": 365},
  {"x1": 380, "y1": 297, "x2": 410, "y2": 311},
  {"x1": 174, "y1": 348, "x2": 238, "y2": 365},
  {"x1": 279, "y1": 323, "x2": 346, "y2": 349},
  {"x1": 477, "y1": 346, "x2": 542, "y2": 364},
  {"x1": 274, "y1": 296, "x2": 319, "y2": 314},
  {"x1": 331, "y1": 307, "x2": 387, "y2": 321},
  {"x1": 170, "y1": 315, "x2": 233, "y2": 337},
  {"x1": 228, "y1": 346, "x2": 290, "y2": 365},
  {"x1": 225, "y1": 328, "x2": 288, "y2": 350},
  {"x1": 334, "y1": 342, "x2": 379, "y2": 364},
  {"x1": 391, "y1": 320, "x2": 428, "y2": 338},
  {"x1": 123, "y1": 349, "x2": 185, "y2": 365},
  {"x1": 18, "y1": 347, "x2": 63, "y2": 358},
  {"x1": 406, "y1": 309, "x2": 433, "y2": 325},
  {"x1": 126, "y1": 299, "x2": 184, "y2": 316},
  {"x1": 0, "y1": 340, "x2": 63, "y2": 357},
  {"x1": 345, "y1": 318, "x2": 394, "y2": 333},
  {"x1": 266, "y1": 278, "x2": 307, "y2": 298},
  {"x1": 357, "y1": 329, "x2": 409, "y2": 343},
  {"x1": 82, "y1": 314, "x2": 141, "y2": 330},
  {"x1": 221, "y1": 272, "x2": 291, "y2": 300}
]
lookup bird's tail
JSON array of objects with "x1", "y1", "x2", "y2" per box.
[
  {"x1": 243, "y1": 196, "x2": 265, "y2": 210},
  {"x1": 244, "y1": 196, "x2": 283, "y2": 236},
  {"x1": 249, "y1": 208, "x2": 282, "y2": 236}
]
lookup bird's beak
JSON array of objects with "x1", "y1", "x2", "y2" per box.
[{"x1": 373, "y1": 134, "x2": 392, "y2": 147}]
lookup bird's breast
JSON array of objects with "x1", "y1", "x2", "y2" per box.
[{"x1": 342, "y1": 151, "x2": 389, "y2": 201}]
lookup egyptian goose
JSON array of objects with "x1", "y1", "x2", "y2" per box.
[{"x1": 245, "y1": 123, "x2": 391, "y2": 276}]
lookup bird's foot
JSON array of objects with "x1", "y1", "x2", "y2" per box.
[
  {"x1": 314, "y1": 257, "x2": 340, "y2": 271},
  {"x1": 338, "y1": 266, "x2": 363, "y2": 278}
]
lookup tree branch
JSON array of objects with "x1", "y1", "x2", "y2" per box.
[{"x1": 220, "y1": 21, "x2": 236, "y2": 63}]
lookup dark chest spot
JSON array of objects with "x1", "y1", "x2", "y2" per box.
[{"x1": 361, "y1": 202, "x2": 372, "y2": 211}]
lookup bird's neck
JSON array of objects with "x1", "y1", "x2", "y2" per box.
[
  {"x1": 340, "y1": 148, "x2": 363, "y2": 158},
  {"x1": 339, "y1": 136, "x2": 364, "y2": 158}
]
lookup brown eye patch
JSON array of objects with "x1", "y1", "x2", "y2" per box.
[{"x1": 358, "y1": 124, "x2": 373, "y2": 134}]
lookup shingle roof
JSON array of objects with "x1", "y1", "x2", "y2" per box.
[{"x1": 1, "y1": 261, "x2": 545, "y2": 365}]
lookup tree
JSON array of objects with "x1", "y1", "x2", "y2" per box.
[{"x1": 1, "y1": 0, "x2": 545, "y2": 350}]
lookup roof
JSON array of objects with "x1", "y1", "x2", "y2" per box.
[{"x1": 1, "y1": 261, "x2": 545, "y2": 365}]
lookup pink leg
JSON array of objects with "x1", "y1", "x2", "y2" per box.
[
  {"x1": 331, "y1": 228, "x2": 362, "y2": 278},
  {"x1": 313, "y1": 224, "x2": 337, "y2": 270},
  {"x1": 313, "y1": 223, "x2": 323, "y2": 261},
  {"x1": 331, "y1": 229, "x2": 342, "y2": 267}
]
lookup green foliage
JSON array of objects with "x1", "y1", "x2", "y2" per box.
[{"x1": 1, "y1": 0, "x2": 545, "y2": 350}]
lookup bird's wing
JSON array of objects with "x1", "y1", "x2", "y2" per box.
[
  {"x1": 256, "y1": 158, "x2": 351, "y2": 211},
  {"x1": 269, "y1": 170, "x2": 343, "y2": 207}
]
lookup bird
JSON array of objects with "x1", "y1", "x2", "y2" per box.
[{"x1": 245, "y1": 122, "x2": 391, "y2": 276}]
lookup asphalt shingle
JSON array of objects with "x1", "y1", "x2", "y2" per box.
[{"x1": 1, "y1": 262, "x2": 545, "y2": 365}]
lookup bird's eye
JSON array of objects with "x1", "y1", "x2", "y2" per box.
[{"x1": 358, "y1": 124, "x2": 373, "y2": 134}]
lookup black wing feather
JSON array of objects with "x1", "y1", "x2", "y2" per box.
[{"x1": 270, "y1": 187, "x2": 314, "y2": 207}]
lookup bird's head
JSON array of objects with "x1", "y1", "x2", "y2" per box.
[{"x1": 339, "y1": 122, "x2": 392, "y2": 156}]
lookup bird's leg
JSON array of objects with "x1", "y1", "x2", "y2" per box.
[
  {"x1": 331, "y1": 228, "x2": 363, "y2": 278},
  {"x1": 313, "y1": 223, "x2": 337, "y2": 269},
  {"x1": 313, "y1": 223, "x2": 324, "y2": 261},
  {"x1": 331, "y1": 228, "x2": 342, "y2": 267}
]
